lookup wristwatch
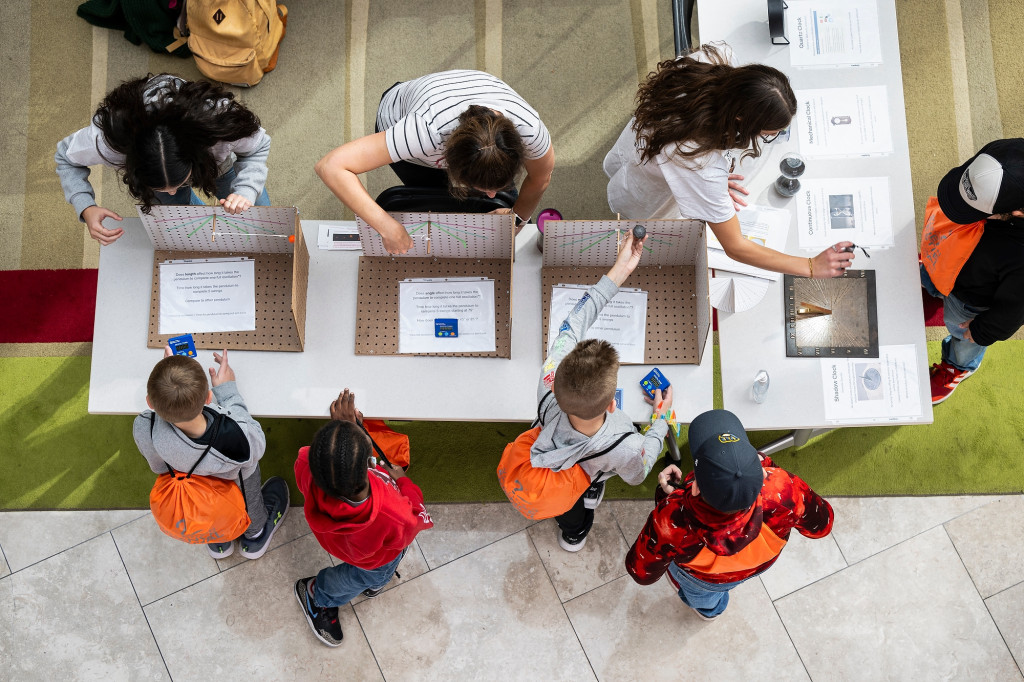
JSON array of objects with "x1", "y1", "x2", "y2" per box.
[{"x1": 514, "y1": 212, "x2": 530, "y2": 227}]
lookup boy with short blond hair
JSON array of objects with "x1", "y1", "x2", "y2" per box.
[
  {"x1": 533, "y1": 234, "x2": 673, "y2": 552},
  {"x1": 134, "y1": 349, "x2": 289, "y2": 559}
]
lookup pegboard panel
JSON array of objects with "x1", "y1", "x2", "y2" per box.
[
  {"x1": 291, "y1": 217, "x2": 310, "y2": 348},
  {"x1": 355, "y1": 257, "x2": 512, "y2": 358},
  {"x1": 139, "y1": 205, "x2": 297, "y2": 254},
  {"x1": 357, "y1": 213, "x2": 431, "y2": 257},
  {"x1": 147, "y1": 250, "x2": 304, "y2": 351},
  {"x1": 541, "y1": 219, "x2": 706, "y2": 268},
  {"x1": 356, "y1": 212, "x2": 514, "y2": 259},
  {"x1": 540, "y1": 265, "x2": 706, "y2": 365}
]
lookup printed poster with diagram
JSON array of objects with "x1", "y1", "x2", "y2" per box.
[
  {"x1": 797, "y1": 177, "x2": 894, "y2": 250},
  {"x1": 398, "y1": 277, "x2": 496, "y2": 354},
  {"x1": 787, "y1": 0, "x2": 883, "y2": 68},
  {"x1": 158, "y1": 258, "x2": 256, "y2": 334},
  {"x1": 795, "y1": 86, "x2": 893, "y2": 157},
  {"x1": 547, "y1": 284, "x2": 648, "y2": 364},
  {"x1": 820, "y1": 344, "x2": 924, "y2": 423}
]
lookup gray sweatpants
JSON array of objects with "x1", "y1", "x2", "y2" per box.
[{"x1": 240, "y1": 464, "x2": 268, "y2": 539}]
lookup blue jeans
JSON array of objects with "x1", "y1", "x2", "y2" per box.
[
  {"x1": 920, "y1": 264, "x2": 987, "y2": 371},
  {"x1": 154, "y1": 166, "x2": 271, "y2": 207},
  {"x1": 313, "y1": 549, "x2": 407, "y2": 608},
  {"x1": 667, "y1": 561, "x2": 748, "y2": 618}
]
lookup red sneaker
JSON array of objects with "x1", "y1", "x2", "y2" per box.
[{"x1": 929, "y1": 362, "x2": 974, "y2": 405}]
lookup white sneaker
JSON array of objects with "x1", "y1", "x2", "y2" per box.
[
  {"x1": 558, "y1": 531, "x2": 587, "y2": 552},
  {"x1": 582, "y1": 481, "x2": 605, "y2": 510}
]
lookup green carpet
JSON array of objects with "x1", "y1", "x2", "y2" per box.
[{"x1": 3, "y1": 342, "x2": 1023, "y2": 510}]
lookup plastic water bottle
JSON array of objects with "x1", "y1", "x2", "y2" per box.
[{"x1": 752, "y1": 370, "x2": 770, "y2": 403}]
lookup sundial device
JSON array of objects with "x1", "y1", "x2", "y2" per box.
[{"x1": 783, "y1": 270, "x2": 878, "y2": 357}]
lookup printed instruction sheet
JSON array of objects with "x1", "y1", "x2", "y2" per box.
[
  {"x1": 159, "y1": 258, "x2": 256, "y2": 334},
  {"x1": 398, "y1": 278, "x2": 496, "y2": 353},
  {"x1": 820, "y1": 344, "x2": 924, "y2": 423},
  {"x1": 795, "y1": 86, "x2": 893, "y2": 157},
  {"x1": 548, "y1": 285, "x2": 648, "y2": 363},
  {"x1": 787, "y1": 0, "x2": 883, "y2": 68},
  {"x1": 707, "y1": 205, "x2": 791, "y2": 281},
  {"x1": 797, "y1": 177, "x2": 894, "y2": 250}
]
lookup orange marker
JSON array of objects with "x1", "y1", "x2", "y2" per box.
[{"x1": 289, "y1": 234, "x2": 295, "y2": 243}]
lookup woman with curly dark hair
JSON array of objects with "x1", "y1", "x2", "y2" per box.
[
  {"x1": 56, "y1": 74, "x2": 272, "y2": 245},
  {"x1": 605, "y1": 44, "x2": 853, "y2": 278},
  {"x1": 316, "y1": 70, "x2": 555, "y2": 254}
]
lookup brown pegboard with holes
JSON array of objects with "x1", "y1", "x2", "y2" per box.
[
  {"x1": 147, "y1": 249, "x2": 305, "y2": 352},
  {"x1": 541, "y1": 266, "x2": 705, "y2": 364},
  {"x1": 355, "y1": 257, "x2": 512, "y2": 358}
]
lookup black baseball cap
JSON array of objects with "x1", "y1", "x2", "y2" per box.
[
  {"x1": 688, "y1": 410, "x2": 763, "y2": 513},
  {"x1": 937, "y1": 138, "x2": 1024, "y2": 224}
]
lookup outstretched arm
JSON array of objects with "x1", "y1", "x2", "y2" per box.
[
  {"x1": 708, "y1": 215, "x2": 855, "y2": 278},
  {"x1": 315, "y1": 132, "x2": 414, "y2": 254},
  {"x1": 512, "y1": 146, "x2": 555, "y2": 228}
]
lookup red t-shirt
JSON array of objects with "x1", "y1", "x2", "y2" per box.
[{"x1": 295, "y1": 446, "x2": 433, "y2": 569}]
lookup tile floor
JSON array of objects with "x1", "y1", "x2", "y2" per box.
[{"x1": 2, "y1": 496, "x2": 1023, "y2": 681}]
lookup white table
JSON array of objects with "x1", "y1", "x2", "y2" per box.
[
  {"x1": 700, "y1": 0, "x2": 933, "y2": 444},
  {"x1": 89, "y1": 219, "x2": 714, "y2": 422}
]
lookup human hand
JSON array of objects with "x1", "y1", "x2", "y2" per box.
[
  {"x1": 208, "y1": 349, "x2": 235, "y2": 387},
  {"x1": 958, "y1": 321, "x2": 974, "y2": 343},
  {"x1": 643, "y1": 386, "x2": 674, "y2": 416},
  {"x1": 381, "y1": 459, "x2": 407, "y2": 480},
  {"x1": 727, "y1": 174, "x2": 749, "y2": 211},
  {"x1": 487, "y1": 208, "x2": 513, "y2": 215},
  {"x1": 81, "y1": 205, "x2": 124, "y2": 245},
  {"x1": 382, "y1": 228, "x2": 413, "y2": 255},
  {"x1": 811, "y1": 242, "x2": 856, "y2": 278},
  {"x1": 607, "y1": 232, "x2": 646, "y2": 285},
  {"x1": 163, "y1": 345, "x2": 173, "y2": 358},
  {"x1": 329, "y1": 388, "x2": 363, "y2": 424},
  {"x1": 219, "y1": 193, "x2": 253, "y2": 214},
  {"x1": 658, "y1": 464, "x2": 683, "y2": 494}
]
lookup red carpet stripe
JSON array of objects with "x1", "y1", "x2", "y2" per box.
[{"x1": 0, "y1": 269, "x2": 98, "y2": 343}]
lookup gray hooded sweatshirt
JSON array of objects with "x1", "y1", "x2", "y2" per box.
[
  {"x1": 132, "y1": 381, "x2": 266, "y2": 482},
  {"x1": 55, "y1": 74, "x2": 272, "y2": 220},
  {"x1": 531, "y1": 275, "x2": 667, "y2": 485}
]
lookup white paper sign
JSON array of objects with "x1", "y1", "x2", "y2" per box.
[
  {"x1": 159, "y1": 259, "x2": 256, "y2": 334},
  {"x1": 706, "y1": 205, "x2": 791, "y2": 281},
  {"x1": 398, "y1": 279, "x2": 496, "y2": 353},
  {"x1": 796, "y1": 86, "x2": 893, "y2": 157},
  {"x1": 548, "y1": 285, "x2": 648, "y2": 364},
  {"x1": 820, "y1": 344, "x2": 924, "y2": 424},
  {"x1": 787, "y1": 0, "x2": 883, "y2": 68},
  {"x1": 797, "y1": 177, "x2": 894, "y2": 250}
]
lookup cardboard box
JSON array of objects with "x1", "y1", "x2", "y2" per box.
[
  {"x1": 138, "y1": 205, "x2": 309, "y2": 352},
  {"x1": 541, "y1": 219, "x2": 710, "y2": 364}
]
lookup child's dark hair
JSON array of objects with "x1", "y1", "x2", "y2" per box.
[
  {"x1": 93, "y1": 74, "x2": 261, "y2": 213},
  {"x1": 444, "y1": 105, "x2": 525, "y2": 198},
  {"x1": 633, "y1": 43, "x2": 796, "y2": 164},
  {"x1": 553, "y1": 339, "x2": 620, "y2": 419},
  {"x1": 308, "y1": 421, "x2": 372, "y2": 499}
]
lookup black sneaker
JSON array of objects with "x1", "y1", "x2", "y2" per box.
[
  {"x1": 294, "y1": 577, "x2": 343, "y2": 647},
  {"x1": 582, "y1": 481, "x2": 606, "y2": 510},
  {"x1": 361, "y1": 586, "x2": 384, "y2": 599},
  {"x1": 240, "y1": 477, "x2": 290, "y2": 560}
]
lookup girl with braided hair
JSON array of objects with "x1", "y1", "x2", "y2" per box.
[
  {"x1": 604, "y1": 43, "x2": 855, "y2": 279},
  {"x1": 293, "y1": 389, "x2": 433, "y2": 647},
  {"x1": 55, "y1": 74, "x2": 272, "y2": 245}
]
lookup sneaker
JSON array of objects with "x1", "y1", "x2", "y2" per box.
[
  {"x1": 207, "y1": 539, "x2": 234, "y2": 559},
  {"x1": 294, "y1": 577, "x2": 343, "y2": 647},
  {"x1": 582, "y1": 481, "x2": 606, "y2": 510},
  {"x1": 558, "y1": 531, "x2": 587, "y2": 552},
  {"x1": 361, "y1": 586, "x2": 385, "y2": 599},
  {"x1": 239, "y1": 477, "x2": 290, "y2": 560},
  {"x1": 929, "y1": 362, "x2": 974, "y2": 405},
  {"x1": 688, "y1": 606, "x2": 719, "y2": 621}
]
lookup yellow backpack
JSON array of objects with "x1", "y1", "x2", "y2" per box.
[{"x1": 181, "y1": 0, "x2": 288, "y2": 87}]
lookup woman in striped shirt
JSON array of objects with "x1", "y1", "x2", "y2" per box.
[{"x1": 316, "y1": 70, "x2": 555, "y2": 254}]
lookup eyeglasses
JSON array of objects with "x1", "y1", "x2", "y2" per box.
[{"x1": 760, "y1": 131, "x2": 783, "y2": 144}]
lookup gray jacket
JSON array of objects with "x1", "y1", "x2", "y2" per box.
[
  {"x1": 133, "y1": 381, "x2": 266, "y2": 482},
  {"x1": 55, "y1": 74, "x2": 271, "y2": 219},
  {"x1": 531, "y1": 275, "x2": 667, "y2": 485}
]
